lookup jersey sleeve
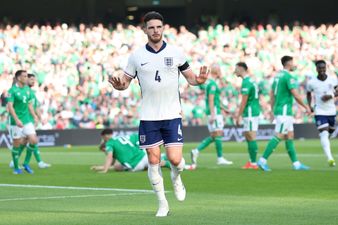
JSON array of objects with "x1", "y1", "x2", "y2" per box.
[
  {"x1": 176, "y1": 49, "x2": 190, "y2": 72},
  {"x1": 7, "y1": 88, "x2": 14, "y2": 103},
  {"x1": 124, "y1": 53, "x2": 137, "y2": 79},
  {"x1": 241, "y1": 80, "x2": 250, "y2": 95},
  {"x1": 105, "y1": 142, "x2": 115, "y2": 156},
  {"x1": 286, "y1": 75, "x2": 298, "y2": 90}
]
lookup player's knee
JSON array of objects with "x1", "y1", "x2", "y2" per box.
[{"x1": 168, "y1": 157, "x2": 181, "y2": 166}]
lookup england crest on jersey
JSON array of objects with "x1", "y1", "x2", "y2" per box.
[{"x1": 164, "y1": 57, "x2": 173, "y2": 67}]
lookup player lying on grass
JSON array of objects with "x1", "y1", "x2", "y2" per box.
[{"x1": 91, "y1": 129, "x2": 170, "y2": 173}]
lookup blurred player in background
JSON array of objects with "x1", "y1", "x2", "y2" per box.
[
  {"x1": 109, "y1": 11, "x2": 208, "y2": 217},
  {"x1": 190, "y1": 63, "x2": 232, "y2": 168},
  {"x1": 234, "y1": 62, "x2": 260, "y2": 169},
  {"x1": 257, "y1": 56, "x2": 312, "y2": 171},
  {"x1": 306, "y1": 60, "x2": 338, "y2": 167},
  {"x1": 91, "y1": 129, "x2": 170, "y2": 172}
]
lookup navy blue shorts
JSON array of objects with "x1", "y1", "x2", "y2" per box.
[
  {"x1": 315, "y1": 115, "x2": 336, "y2": 130},
  {"x1": 139, "y1": 118, "x2": 183, "y2": 149}
]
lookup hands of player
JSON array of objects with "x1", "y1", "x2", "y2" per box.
[
  {"x1": 108, "y1": 76, "x2": 126, "y2": 90},
  {"x1": 209, "y1": 114, "x2": 216, "y2": 124},
  {"x1": 304, "y1": 105, "x2": 313, "y2": 116},
  {"x1": 196, "y1": 66, "x2": 209, "y2": 85},
  {"x1": 234, "y1": 114, "x2": 242, "y2": 126},
  {"x1": 321, "y1": 94, "x2": 332, "y2": 102},
  {"x1": 15, "y1": 119, "x2": 24, "y2": 128}
]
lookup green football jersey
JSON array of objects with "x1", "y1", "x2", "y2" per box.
[
  {"x1": 272, "y1": 70, "x2": 298, "y2": 116},
  {"x1": 241, "y1": 76, "x2": 261, "y2": 117},
  {"x1": 105, "y1": 136, "x2": 145, "y2": 169},
  {"x1": 7, "y1": 84, "x2": 33, "y2": 125},
  {"x1": 205, "y1": 79, "x2": 221, "y2": 115},
  {"x1": 28, "y1": 88, "x2": 39, "y2": 122},
  {"x1": 128, "y1": 133, "x2": 139, "y2": 147}
]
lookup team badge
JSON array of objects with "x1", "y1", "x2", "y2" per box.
[
  {"x1": 140, "y1": 135, "x2": 146, "y2": 144},
  {"x1": 164, "y1": 57, "x2": 173, "y2": 67}
]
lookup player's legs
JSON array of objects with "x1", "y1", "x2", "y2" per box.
[
  {"x1": 242, "y1": 117, "x2": 259, "y2": 169},
  {"x1": 316, "y1": 115, "x2": 335, "y2": 166},
  {"x1": 9, "y1": 126, "x2": 24, "y2": 173},
  {"x1": 285, "y1": 131, "x2": 309, "y2": 170},
  {"x1": 132, "y1": 154, "x2": 149, "y2": 171},
  {"x1": 162, "y1": 118, "x2": 186, "y2": 202},
  {"x1": 139, "y1": 120, "x2": 168, "y2": 217},
  {"x1": 9, "y1": 138, "x2": 27, "y2": 168},
  {"x1": 22, "y1": 123, "x2": 38, "y2": 173}
]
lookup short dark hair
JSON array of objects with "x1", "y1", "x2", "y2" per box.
[
  {"x1": 28, "y1": 73, "x2": 35, "y2": 78},
  {"x1": 315, "y1": 60, "x2": 326, "y2": 66},
  {"x1": 281, "y1": 56, "x2": 293, "y2": 66},
  {"x1": 15, "y1": 70, "x2": 26, "y2": 78},
  {"x1": 144, "y1": 11, "x2": 164, "y2": 25},
  {"x1": 101, "y1": 128, "x2": 113, "y2": 136},
  {"x1": 236, "y1": 62, "x2": 248, "y2": 71}
]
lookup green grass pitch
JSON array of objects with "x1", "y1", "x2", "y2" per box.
[{"x1": 0, "y1": 139, "x2": 337, "y2": 225}]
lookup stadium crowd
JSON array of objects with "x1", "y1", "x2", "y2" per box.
[{"x1": 0, "y1": 22, "x2": 337, "y2": 130}]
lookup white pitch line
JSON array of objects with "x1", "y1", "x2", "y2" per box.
[
  {"x1": 0, "y1": 192, "x2": 150, "y2": 202},
  {"x1": 0, "y1": 184, "x2": 153, "y2": 193}
]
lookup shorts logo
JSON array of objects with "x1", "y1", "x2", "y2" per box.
[
  {"x1": 317, "y1": 120, "x2": 321, "y2": 125},
  {"x1": 164, "y1": 57, "x2": 173, "y2": 67},
  {"x1": 140, "y1": 135, "x2": 146, "y2": 144},
  {"x1": 178, "y1": 124, "x2": 182, "y2": 136}
]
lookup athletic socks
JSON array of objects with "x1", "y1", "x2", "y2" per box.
[
  {"x1": 319, "y1": 130, "x2": 333, "y2": 161},
  {"x1": 285, "y1": 139, "x2": 298, "y2": 163},
  {"x1": 148, "y1": 164, "x2": 166, "y2": 201},
  {"x1": 23, "y1": 144, "x2": 36, "y2": 166},
  {"x1": 262, "y1": 136, "x2": 281, "y2": 160},
  {"x1": 247, "y1": 140, "x2": 258, "y2": 163},
  {"x1": 214, "y1": 137, "x2": 223, "y2": 158},
  {"x1": 11, "y1": 147, "x2": 20, "y2": 170},
  {"x1": 197, "y1": 136, "x2": 213, "y2": 151}
]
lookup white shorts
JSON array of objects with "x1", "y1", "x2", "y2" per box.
[
  {"x1": 207, "y1": 115, "x2": 224, "y2": 132},
  {"x1": 9, "y1": 122, "x2": 36, "y2": 139},
  {"x1": 274, "y1": 116, "x2": 294, "y2": 134},
  {"x1": 243, "y1": 117, "x2": 259, "y2": 132},
  {"x1": 132, "y1": 153, "x2": 148, "y2": 172}
]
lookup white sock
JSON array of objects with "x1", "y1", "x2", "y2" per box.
[
  {"x1": 148, "y1": 164, "x2": 166, "y2": 201},
  {"x1": 170, "y1": 158, "x2": 185, "y2": 178},
  {"x1": 259, "y1": 157, "x2": 267, "y2": 164},
  {"x1": 319, "y1": 131, "x2": 333, "y2": 161},
  {"x1": 293, "y1": 161, "x2": 301, "y2": 167}
]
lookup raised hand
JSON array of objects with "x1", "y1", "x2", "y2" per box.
[{"x1": 196, "y1": 66, "x2": 209, "y2": 84}]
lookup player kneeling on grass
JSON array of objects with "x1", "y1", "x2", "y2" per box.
[{"x1": 91, "y1": 129, "x2": 170, "y2": 173}]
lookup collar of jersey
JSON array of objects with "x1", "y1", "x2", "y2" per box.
[{"x1": 145, "y1": 41, "x2": 167, "y2": 54}]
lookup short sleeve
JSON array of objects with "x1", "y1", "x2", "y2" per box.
[
  {"x1": 124, "y1": 54, "x2": 137, "y2": 79},
  {"x1": 105, "y1": 143, "x2": 114, "y2": 155},
  {"x1": 287, "y1": 75, "x2": 298, "y2": 90},
  {"x1": 241, "y1": 81, "x2": 250, "y2": 95},
  {"x1": 176, "y1": 49, "x2": 190, "y2": 72},
  {"x1": 7, "y1": 88, "x2": 14, "y2": 103}
]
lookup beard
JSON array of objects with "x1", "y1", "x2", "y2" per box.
[{"x1": 148, "y1": 34, "x2": 162, "y2": 44}]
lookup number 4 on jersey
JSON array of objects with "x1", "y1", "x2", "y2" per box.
[{"x1": 155, "y1": 70, "x2": 161, "y2": 82}]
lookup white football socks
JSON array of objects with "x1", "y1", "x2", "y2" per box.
[
  {"x1": 319, "y1": 130, "x2": 333, "y2": 161},
  {"x1": 170, "y1": 158, "x2": 185, "y2": 178},
  {"x1": 148, "y1": 164, "x2": 166, "y2": 201}
]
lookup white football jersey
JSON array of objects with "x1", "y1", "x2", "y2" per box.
[
  {"x1": 306, "y1": 75, "x2": 337, "y2": 115},
  {"x1": 124, "y1": 41, "x2": 190, "y2": 121}
]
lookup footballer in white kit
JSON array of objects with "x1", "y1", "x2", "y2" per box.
[
  {"x1": 306, "y1": 60, "x2": 338, "y2": 167},
  {"x1": 109, "y1": 11, "x2": 208, "y2": 217}
]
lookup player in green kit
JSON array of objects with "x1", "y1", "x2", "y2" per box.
[
  {"x1": 7, "y1": 70, "x2": 39, "y2": 174},
  {"x1": 257, "y1": 56, "x2": 312, "y2": 171},
  {"x1": 234, "y1": 62, "x2": 260, "y2": 169},
  {"x1": 190, "y1": 63, "x2": 233, "y2": 168},
  {"x1": 9, "y1": 74, "x2": 51, "y2": 169},
  {"x1": 91, "y1": 129, "x2": 170, "y2": 173}
]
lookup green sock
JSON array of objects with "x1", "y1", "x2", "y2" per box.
[
  {"x1": 33, "y1": 146, "x2": 42, "y2": 163},
  {"x1": 24, "y1": 144, "x2": 35, "y2": 166},
  {"x1": 11, "y1": 147, "x2": 20, "y2": 170},
  {"x1": 285, "y1": 140, "x2": 298, "y2": 163},
  {"x1": 262, "y1": 136, "x2": 281, "y2": 160},
  {"x1": 18, "y1": 144, "x2": 26, "y2": 157},
  {"x1": 214, "y1": 136, "x2": 223, "y2": 158},
  {"x1": 197, "y1": 136, "x2": 214, "y2": 152},
  {"x1": 247, "y1": 140, "x2": 258, "y2": 163}
]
